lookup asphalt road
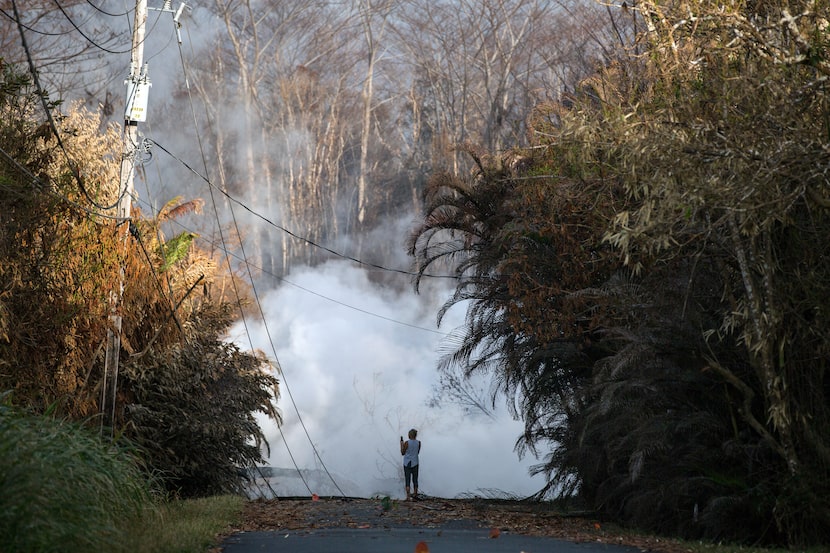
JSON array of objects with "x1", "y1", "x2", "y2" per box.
[{"x1": 220, "y1": 527, "x2": 644, "y2": 553}]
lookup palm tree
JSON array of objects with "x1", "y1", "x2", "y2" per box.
[{"x1": 407, "y1": 143, "x2": 622, "y2": 496}]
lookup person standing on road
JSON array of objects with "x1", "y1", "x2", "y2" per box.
[{"x1": 400, "y1": 428, "x2": 421, "y2": 501}]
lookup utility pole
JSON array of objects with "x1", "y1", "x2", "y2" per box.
[{"x1": 102, "y1": 0, "x2": 148, "y2": 434}]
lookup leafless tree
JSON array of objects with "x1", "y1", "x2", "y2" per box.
[{"x1": 0, "y1": 0, "x2": 128, "y2": 112}]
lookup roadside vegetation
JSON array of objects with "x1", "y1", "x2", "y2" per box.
[
  {"x1": 126, "y1": 495, "x2": 244, "y2": 553},
  {"x1": 409, "y1": 0, "x2": 830, "y2": 547},
  {"x1": 0, "y1": 404, "x2": 242, "y2": 552},
  {"x1": 0, "y1": 58, "x2": 277, "y2": 550},
  {"x1": 1, "y1": 0, "x2": 829, "y2": 550},
  {"x1": 0, "y1": 398, "x2": 152, "y2": 553}
]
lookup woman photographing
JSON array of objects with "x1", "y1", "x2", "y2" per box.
[{"x1": 400, "y1": 429, "x2": 421, "y2": 501}]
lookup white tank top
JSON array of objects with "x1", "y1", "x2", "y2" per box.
[{"x1": 403, "y1": 439, "x2": 420, "y2": 467}]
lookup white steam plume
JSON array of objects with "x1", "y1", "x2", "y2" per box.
[{"x1": 232, "y1": 260, "x2": 544, "y2": 500}]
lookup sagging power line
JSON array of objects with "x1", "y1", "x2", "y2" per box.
[{"x1": 148, "y1": 138, "x2": 458, "y2": 282}]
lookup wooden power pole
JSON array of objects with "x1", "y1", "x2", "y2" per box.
[{"x1": 102, "y1": 0, "x2": 148, "y2": 433}]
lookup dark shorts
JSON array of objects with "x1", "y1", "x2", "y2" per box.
[{"x1": 404, "y1": 462, "x2": 419, "y2": 487}]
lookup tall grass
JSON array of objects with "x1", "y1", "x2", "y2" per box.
[
  {"x1": 127, "y1": 494, "x2": 244, "y2": 553},
  {"x1": 0, "y1": 400, "x2": 155, "y2": 553}
]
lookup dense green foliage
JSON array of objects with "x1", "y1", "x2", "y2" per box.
[
  {"x1": 0, "y1": 398, "x2": 154, "y2": 553},
  {"x1": 0, "y1": 398, "x2": 242, "y2": 553},
  {"x1": 410, "y1": 1, "x2": 830, "y2": 546}
]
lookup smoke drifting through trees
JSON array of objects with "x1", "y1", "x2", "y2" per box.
[
  {"x1": 5, "y1": 1, "x2": 830, "y2": 545},
  {"x1": 236, "y1": 260, "x2": 545, "y2": 499},
  {"x1": 0, "y1": 0, "x2": 615, "y2": 509},
  {"x1": 2, "y1": 0, "x2": 625, "y2": 280}
]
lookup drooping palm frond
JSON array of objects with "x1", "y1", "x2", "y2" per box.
[{"x1": 155, "y1": 196, "x2": 204, "y2": 224}]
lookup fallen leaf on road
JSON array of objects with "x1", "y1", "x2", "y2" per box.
[{"x1": 231, "y1": 497, "x2": 695, "y2": 553}]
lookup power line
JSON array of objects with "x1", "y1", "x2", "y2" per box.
[
  {"x1": 0, "y1": 8, "x2": 79, "y2": 36},
  {"x1": 131, "y1": 201, "x2": 450, "y2": 336},
  {"x1": 11, "y1": 0, "x2": 130, "y2": 214},
  {"x1": 174, "y1": 18, "x2": 329, "y2": 497},
  {"x1": 50, "y1": 0, "x2": 132, "y2": 54},
  {"x1": 0, "y1": 144, "x2": 127, "y2": 222},
  {"x1": 85, "y1": 0, "x2": 134, "y2": 17},
  {"x1": 148, "y1": 138, "x2": 457, "y2": 282},
  {"x1": 139, "y1": 138, "x2": 455, "y2": 333},
  {"x1": 132, "y1": 122, "x2": 446, "y2": 335}
]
